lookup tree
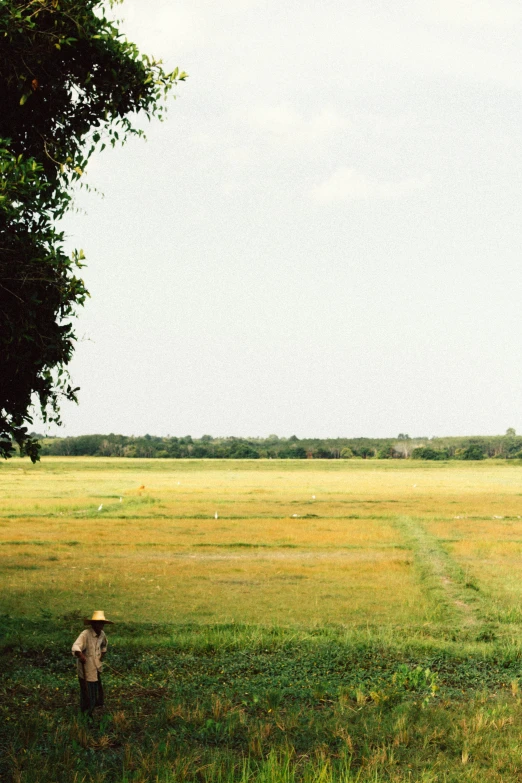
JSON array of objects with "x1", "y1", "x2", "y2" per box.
[
  {"x1": 506, "y1": 428, "x2": 516, "y2": 437},
  {"x1": 229, "y1": 444, "x2": 260, "y2": 459},
  {"x1": 460, "y1": 445, "x2": 485, "y2": 461},
  {"x1": 313, "y1": 447, "x2": 332, "y2": 459},
  {"x1": 0, "y1": 0, "x2": 186, "y2": 460},
  {"x1": 411, "y1": 447, "x2": 448, "y2": 461},
  {"x1": 394, "y1": 440, "x2": 415, "y2": 458}
]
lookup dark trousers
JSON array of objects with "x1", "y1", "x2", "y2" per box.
[{"x1": 79, "y1": 675, "x2": 104, "y2": 715}]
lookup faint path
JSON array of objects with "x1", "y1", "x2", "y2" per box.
[{"x1": 393, "y1": 516, "x2": 483, "y2": 631}]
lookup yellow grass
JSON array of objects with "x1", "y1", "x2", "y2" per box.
[{"x1": 2, "y1": 457, "x2": 522, "y2": 636}]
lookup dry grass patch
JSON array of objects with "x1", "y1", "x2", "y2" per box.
[
  {"x1": 2, "y1": 457, "x2": 522, "y2": 637},
  {"x1": 0, "y1": 458, "x2": 435, "y2": 628},
  {"x1": 1, "y1": 541, "x2": 424, "y2": 626}
]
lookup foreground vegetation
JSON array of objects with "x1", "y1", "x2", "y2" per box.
[
  {"x1": 4, "y1": 619, "x2": 522, "y2": 782},
  {"x1": 3, "y1": 458, "x2": 522, "y2": 780}
]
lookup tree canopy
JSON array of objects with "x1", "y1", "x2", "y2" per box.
[
  {"x1": 0, "y1": 0, "x2": 186, "y2": 460},
  {"x1": 34, "y1": 431, "x2": 522, "y2": 461},
  {"x1": 35, "y1": 432, "x2": 522, "y2": 461}
]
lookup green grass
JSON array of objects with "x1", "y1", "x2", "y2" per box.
[
  {"x1": 4, "y1": 457, "x2": 522, "y2": 781},
  {"x1": 4, "y1": 619, "x2": 522, "y2": 782}
]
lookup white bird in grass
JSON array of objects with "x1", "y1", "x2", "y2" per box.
[
  {"x1": 312, "y1": 495, "x2": 316, "y2": 500},
  {"x1": 119, "y1": 497, "x2": 123, "y2": 503},
  {"x1": 214, "y1": 511, "x2": 218, "y2": 519},
  {"x1": 98, "y1": 504, "x2": 103, "y2": 512}
]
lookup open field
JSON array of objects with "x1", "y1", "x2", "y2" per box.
[{"x1": 3, "y1": 457, "x2": 522, "y2": 781}]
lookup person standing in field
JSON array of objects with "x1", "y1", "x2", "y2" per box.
[{"x1": 72, "y1": 611, "x2": 113, "y2": 716}]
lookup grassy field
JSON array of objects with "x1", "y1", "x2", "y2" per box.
[{"x1": 3, "y1": 457, "x2": 522, "y2": 781}]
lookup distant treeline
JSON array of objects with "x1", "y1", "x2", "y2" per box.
[{"x1": 32, "y1": 431, "x2": 522, "y2": 460}]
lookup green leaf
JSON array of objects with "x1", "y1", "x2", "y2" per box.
[{"x1": 0, "y1": 0, "x2": 186, "y2": 462}]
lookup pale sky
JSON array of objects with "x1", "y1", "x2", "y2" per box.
[{"x1": 53, "y1": 0, "x2": 522, "y2": 439}]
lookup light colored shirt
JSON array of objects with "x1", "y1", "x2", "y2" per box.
[{"x1": 71, "y1": 627, "x2": 107, "y2": 681}]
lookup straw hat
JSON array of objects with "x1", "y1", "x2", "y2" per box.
[{"x1": 84, "y1": 610, "x2": 113, "y2": 625}]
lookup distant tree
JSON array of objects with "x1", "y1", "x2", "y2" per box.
[
  {"x1": 506, "y1": 428, "x2": 516, "y2": 437},
  {"x1": 397, "y1": 434, "x2": 411, "y2": 441},
  {"x1": 504, "y1": 437, "x2": 522, "y2": 457},
  {"x1": 340, "y1": 447, "x2": 354, "y2": 459},
  {"x1": 277, "y1": 446, "x2": 307, "y2": 459},
  {"x1": 358, "y1": 446, "x2": 374, "y2": 459},
  {"x1": 411, "y1": 447, "x2": 448, "y2": 461},
  {"x1": 0, "y1": 0, "x2": 186, "y2": 461},
  {"x1": 460, "y1": 445, "x2": 485, "y2": 461},
  {"x1": 229, "y1": 444, "x2": 260, "y2": 459},
  {"x1": 190, "y1": 445, "x2": 205, "y2": 458},
  {"x1": 313, "y1": 447, "x2": 332, "y2": 459},
  {"x1": 394, "y1": 440, "x2": 415, "y2": 458}
]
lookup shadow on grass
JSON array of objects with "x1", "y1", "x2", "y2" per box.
[{"x1": 3, "y1": 618, "x2": 522, "y2": 781}]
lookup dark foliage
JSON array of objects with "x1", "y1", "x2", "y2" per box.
[
  {"x1": 0, "y1": 0, "x2": 186, "y2": 461},
  {"x1": 411, "y1": 447, "x2": 449, "y2": 461},
  {"x1": 31, "y1": 432, "x2": 522, "y2": 460},
  {"x1": 460, "y1": 444, "x2": 485, "y2": 461}
]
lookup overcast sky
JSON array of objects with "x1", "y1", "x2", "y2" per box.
[{"x1": 53, "y1": 0, "x2": 522, "y2": 439}]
